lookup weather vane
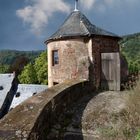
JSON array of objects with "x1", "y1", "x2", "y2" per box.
[{"x1": 74, "y1": 0, "x2": 79, "y2": 11}]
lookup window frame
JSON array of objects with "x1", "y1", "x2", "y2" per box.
[{"x1": 52, "y1": 50, "x2": 59, "y2": 66}]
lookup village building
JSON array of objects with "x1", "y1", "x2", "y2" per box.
[
  {"x1": 0, "y1": 73, "x2": 15, "y2": 109},
  {"x1": 0, "y1": 73, "x2": 47, "y2": 119},
  {"x1": 10, "y1": 84, "x2": 47, "y2": 109},
  {"x1": 0, "y1": 2, "x2": 133, "y2": 139},
  {"x1": 45, "y1": 1, "x2": 121, "y2": 90},
  {"x1": 0, "y1": 73, "x2": 18, "y2": 119}
]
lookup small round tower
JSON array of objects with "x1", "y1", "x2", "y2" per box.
[{"x1": 45, "y1": 3, "x2": 121, "y2": 90}]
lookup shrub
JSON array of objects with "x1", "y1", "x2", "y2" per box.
[
  {"x1": 136, "y1": 130, "x2": 140, "y2": 140},
  {"x1": 124, "y1": 79, "x2": 140, "y2": 138}
]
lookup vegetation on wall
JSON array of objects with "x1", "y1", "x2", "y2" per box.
[
  {"x1": 18, "y1": 50, "x2": 48, "y2": 85},
  {"x1": 123, "y1": 80, "x2": 140, "y2": 139},
  {"x1": 102, "y1": 80, "x2": 140, "y2": 139}
]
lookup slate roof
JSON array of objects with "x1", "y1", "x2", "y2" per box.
[
  {"x1": 0, "y1": 73, "x2": 15, "y2": 109},
  {"x1": 11, "y1": 84, "x2": 48, "y2": 108},
  {"x1": 46, "y1": 10, "x2": 120, "y2": 43}
]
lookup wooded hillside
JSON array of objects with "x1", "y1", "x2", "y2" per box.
[
  {"x1": 0, "y1": 32, "x2": 140, "y2": 75},
  {"x1": 120, "y1": 32, "x2": 140, "y2": 73},
  {"x1": 0, "y1": 50, "x2": 42, "y2": 73},
  {"x1": 0, "y1": 50, "x2": 42, "y2": 65}
]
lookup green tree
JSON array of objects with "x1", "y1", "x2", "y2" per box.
[
  {"x1": 18, "y1": 63, "x2": 38, "y2": 84},
  {"x1": 18, "y1": 50, "x2": 48, "y2": 85},
  {"x1": 128, "y1": 61, "x2": 139, "y2": 74},
  {"x1": 0, "y1": 64, "x2": 9, "y2": 73},
  {"x1": 9, "y1": 55, "x2": 29, "y2": 75},
  {"x1": 0, "y1": 50, "x2": 42, "y2": 65},
  {"x1": 34, "y1": 50, "x2": 48, "y2": 84},
  {"x1": 120, "y1": 33, "x2": 140, "y2": 73}
]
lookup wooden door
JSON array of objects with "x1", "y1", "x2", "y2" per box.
[{"x1": 101, "y1": 53, "x2": 120, "y2": 91}]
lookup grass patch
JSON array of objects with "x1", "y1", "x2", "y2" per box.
[{"x1": 122, "y1": 79, "x2": 140, "y2": 139}]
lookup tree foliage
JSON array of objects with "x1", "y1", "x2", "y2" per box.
[
  {"x1": 18, "y1": 50, "x2": 48, "y2": 85},
  {"x1": 0, "y1": 50, "x2": 42, "y2": 65},
  {"x1": 34, "y1": 50, "x2": 48, "y2": 84},
  {"x1": 18, "y1": 63, "x2": 38, "y2": 84},
  {"x1": 120, "y1": 33, "x2": 140, "y2": 73},
  {"x1": 0, "y1": 64, "x2": 9, "y2": 73},
  {"x1": 9, "y1": 55, "x2": 29, "y2": 75}
]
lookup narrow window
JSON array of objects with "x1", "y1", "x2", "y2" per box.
[
  {"x1": 52, "y1": 50, "x2": 59, "y2": 66},
  {"x1": 53, "y1": 82, "x2": 59, "y2": 86}
]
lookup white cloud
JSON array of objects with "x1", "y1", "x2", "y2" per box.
[
  {"x1": 16, "y1": 0, "x2": 139, "y2": 35},
  {"x1": 80, "y1": 0, "x2": 139, "y2": 11},
  {"x1": 80, "y1": 0, "x2": 96, "y2": 10},
  {"x1": 16, "y1": 0, "x2": 70, "y2": 35},
  {"x1": 104, "y1": 0, "x2": 114, "y2": 6}
]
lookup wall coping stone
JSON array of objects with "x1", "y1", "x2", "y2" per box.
[{"x1": 0, "y1": 79, "x2": 93, "y2": 139}]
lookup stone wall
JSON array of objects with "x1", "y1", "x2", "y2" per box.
[
  {"x1": 0, "y1": 79, "x2": 94, "y2": 140},
  {"x1": 47, "y1": 36, "x2": 120, "y2": 90},
  {"x1": 47, "y1": 39, "x2": 90, "y2": 87},
  {"x1": 92, "y1": 36, "x2": 120, "y2": 88}
]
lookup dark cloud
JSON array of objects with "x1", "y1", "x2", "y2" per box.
[{"x1": 0, "y1": 0, "x2": 140, "y2": 50}]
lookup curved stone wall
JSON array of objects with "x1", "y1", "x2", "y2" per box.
[
  {"x1": 0, "y1": 79, "x2": 94, "y2": 140},
  {"x1": 47, "y1": 39, "x2": 90, "y2": 87}
]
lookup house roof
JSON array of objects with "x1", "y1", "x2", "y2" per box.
[
  {"x1": 10, "y1": 84, "x2": 48, "y2": 108},
  {"x1": 46, "y1": 10, "x2": 120, "y2": 43},
  {"x1": 0, "y1": 73, "x2": 15, "y2": 109}
]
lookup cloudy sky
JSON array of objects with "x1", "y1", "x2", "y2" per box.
[{"x1": 0, "y1": 0, "x2": 140, "y2": 51}]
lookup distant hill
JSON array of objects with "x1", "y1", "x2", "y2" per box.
[
  {"x1": 0, "y1": 32, "x2": 140, "y2": 73},
  {"x1": 120, "y1": 32, "x2": 140, "y2": 72},
  {"x1": 0, "y1": 50, "x2": 43, "y2": 65}
]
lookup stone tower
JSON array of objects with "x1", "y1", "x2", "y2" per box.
[{"x1": 45, "y1": 8, "x2": 121, "y2": 90}]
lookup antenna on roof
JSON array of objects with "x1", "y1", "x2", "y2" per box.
[{"x1": 74, "y1": 0, "x2": 79, "y2": 11}]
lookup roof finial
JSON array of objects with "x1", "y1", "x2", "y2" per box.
[{"x1": 74, "y1": 0, "x2": 79, "y2": 11}]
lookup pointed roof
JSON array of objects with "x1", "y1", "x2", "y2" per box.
[{"x1": 46, "y1": 11, "x2": 120, "y2": 43}]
